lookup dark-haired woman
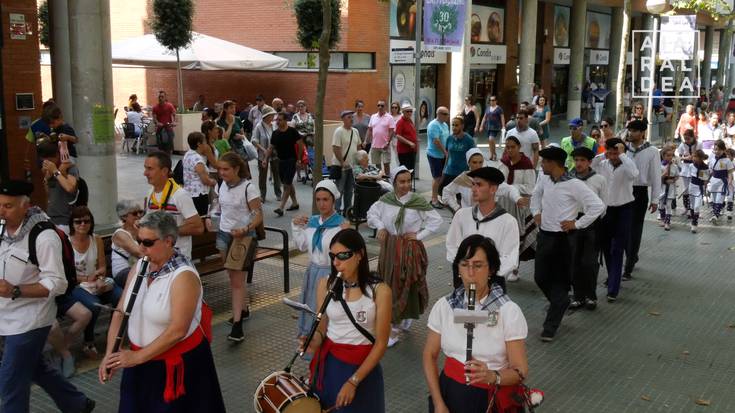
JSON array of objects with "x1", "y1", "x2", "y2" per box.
[
  {"x1": 303, "y1": 228, "x2": 391, "y2": 412},
  {"x1": 202, "y1": 120, "x2": 230, "y2": 158},
  {"x1": 424, "y1": 235, "x2": 529, "y2": 413}
]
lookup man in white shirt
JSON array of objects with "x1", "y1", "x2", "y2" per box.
[
  {"x1": 248, "y1": 94, "x2": 265, "y2": 127},
  {"x1": 505, "y1": 110, "x2": 540, "y2": 167},
  {"x1": 332, "y1": 110, "x2": 361, "y2": 214},
  {"x1": 0, "y1": 180, "x2": 95, "y2": 412},
  {"x1": 623, "y1": 120, "x2": 661, "y2": 280},
  {"x1": 144, "y1": 151, "x2": 204, "y2": 259},
  {"x1": 569, "y1": 147, "x2": 608, "y2": 310},
  {"x1": 446, "y1": 167, "x2": 520, "y2": 292},
  {"x1": 592, "y1": 138, "x2": 639, "y2": 302},
  {"x1": 530, "y1": 147, "x2": 604, "y2": 342}
]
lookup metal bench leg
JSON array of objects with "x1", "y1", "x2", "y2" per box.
[
  {"x1": 283, "y1": 249, "x2": 290, "y2": 294},
  {"x1": 246, "y1": 262, "x2": 254, "y2": 284}
]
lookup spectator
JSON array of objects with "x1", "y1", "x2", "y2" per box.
[
  {"x1": 128, "y1": 94, "x2": 137, "y2": 110},
  {"x1": 202, "y1": 120, "x2": 230, "y2": 159},
  {"x1": 272, "y1": 97, "x2": 285, "y2": 115},
  {"x1": 111, "y1": 200, "x2": 144, "y2": 287},
  {"x1": 560, "y1": 117, "x2": 597, "y2": 170},
  {"x1": 352, "y1": 99, "x2": 371, "y2": 151},
  {"x1": 395, "y1": 103, "x2": 418, "y2": 170},
  {"x1": 463, "y1": 95, "x2": 480, "y2": 137},
  {"x1": 331, "y1": 110, "x2": 361, "y2": 214},
  {"x1": 152, "y1": 90, "x2": 176, "y2": 154},
  {"x1": 270, "y1": 113, "x2": 305, "y2": 216},
  {"x1": 27, "y1": 103, "x2": 78, "y2": 160},
  {"x1": 533, "y1": 96, "x2": 552, "y2": 146},
  {"x1": 676, "y1": 104, "x2": 698, "y2": 140},
  {"x1": 217, "y1": 100, "x2": 246, "y2": 159},
  {"x1": 37, "y1": 140, "x2": 79, "y2": 233},
  {"x1": 504, "y1": 101, "x2": 542, "y2": 137},
  {"x1": 353, "y1": 150, "x2": 393, "y2": 192},
  {"x1": 192, "y1": 94, "x2": 206, "y2": 112},
  {"x1": 285, "y1": 103, "x2": 296, "y2": 122},
  {"x1": 68, "y1": 206, "x2": 122, "y2": 358},
  {"x1": 479, "y1": 96, "x2": 505, "y2": 160},
  {"x1": 253, "y1": 105, "x2": 282, "y2": 202},
  {"x1": 366, "y1": 100, "x2": 396, "y2": 176},
  {"x1": 183, "y1": 132, "x2": 217, "y2": 216},
  {"x1": 125, "y1": 102, "x2": 144, "y2": 139},
  {"x1": 249, "y1": 94, "x2": 266, "y2": 127},
  {"x1": 290, "y1": 100, "x2": 315, "y2": 144},
  {"x1": 600, "y1": 117, "x2": 615, "y2": 149},
  {"x1": 505, "y1": 109, "x2": 540, "y2": 167},
  {"x1": 442, "y1": 116, "x2": 476, "y2": 191},
  {"x1": 202, "y1": 107, "x2": 217, "y2": 123},
  {"x1": 427, "y1": 107, "x2": 451, "y2": 208}
]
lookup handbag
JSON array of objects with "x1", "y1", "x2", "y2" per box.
[
  {"x1": 242, "y1": 137, "x2": 258, "y2": 161},
  {"x1": 224, "y1": 234, "x2": 257, "y2": 271},
  {"x1": 329, "y1": 130, "x2": 355, "y2": 181}
]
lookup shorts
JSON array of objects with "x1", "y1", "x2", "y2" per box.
[
  {"x1": 216, "y1": 230, "x2": 233, "y2": 253},
  {"x1": 487, "y1": 130, "x2": 501, "y2": 139},
  {"x1": 370, "y1": 146, "x2": 391, "y2": 165},
  {"x1": 427, "y1": 155, "x2": 445, "y2": 179},
  {"x1": 55, "y1": 294, "x2": 79, "y2": 317},
  {"x1": 278, "y1": 159, "x2": 297, "y2": 185}
]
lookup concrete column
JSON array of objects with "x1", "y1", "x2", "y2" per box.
[
  {"x1": 729, "y1": 52, "x2": 735, "y2": 94},
  {"x1": 566, "y1": 0, "x2": 587, "y2": 119},
  {"x1": 518, "y1": 0, "x2": 538, "y2": 103},
  {"x1": 702, "y1": 26, "x2": 714, "y2": 91},
  {"x1": 49, "y1": 0, "x2": 73, "y2": 122},
  {"x1": 449, "y1": 0, "x2": 472, "y2": 116},
  {"x1": 606, "y1": 7, "x2": 624, "y2": 119},
  {"x1": 68, "y1": 0, "x2": 118, "y2": 227},
  {"x1": 716, "y1": 23, "x2": 734, "y2": 87}
]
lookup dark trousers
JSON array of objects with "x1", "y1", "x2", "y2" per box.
[
  {"x1": 191, "y1": 193, "x2": 209, "y2": 216},
  {"x1": 602, "y1": 203, "x2": 633, "y2": 297},
  {"x1": 534, "y1": 230, "x2": 574, "y2": 334},
  {"x1": 571, "y1": 221, "x2": 600, "y2": 301},
  {"x1": 398, "y1": 152, "x2": 416, "y2": 170},
  {"x1": 625, "y1": 186, "x2": 649, "y2": 274},
  {"x1": 258, "y1": 158, "x2": 282, "y2": 201}
]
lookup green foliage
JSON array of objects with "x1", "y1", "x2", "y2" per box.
[
  {"x1": 150, "y1": 0, "x2": 194, "y2": 51},
  {"x1": 38, "y1": 1, "x2": 49, "y2": 48},
  {"x1": 670, "y1": 0, "x2": 733, "y2": 20},
  {"x1": 294, "y1": 0, "x2": 341, "y2": 50}
]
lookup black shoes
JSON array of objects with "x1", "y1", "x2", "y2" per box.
[
  {"x1": 622, "y1": 272, "x2": 633, "y2": 281},
  {"x1": 227, "y1": 307, "x2": 250, "y2": 326},
  {"x1": 227, "y1": 321, "x2": 245, "y2": 343},
  {"x1": 81, "y1": 398, "x2": 96, "y2": 413},
  {"x1": 286, "y1": 204, "x2": 300, "y2": 211},
  {"x1": 606, "y1": 295, "x2": 617, "y2": 303},
  {"x1": 540, "y1": 330, "x2": 555, "y2": 342},
  {"x1": 584, "y1": 298, "x2": 597, "y2": 310},
  {"x1": 569, "y1": 300, "x2": 584, "y2": 310},
  {"x1": 274, "y1": 208, "x2": 284, "y2": 217}
]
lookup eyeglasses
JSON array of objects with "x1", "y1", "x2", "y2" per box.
[
  {"x1": 600, "y1": 124, "x2": 609, "y2": 128},
  {"x1": 128, "y1": 210, "x2": 144, "y2": 217},
  {"x1": 404, "y1": 110, "x2": 414, "y2": 113},
  {"x1": 137, "y1": 237, "x2": 160, "y2": 247},
  {"x1": 458, "y1": 261, "x2": 489, "y2": 271},
  {"x1": 377, "y1": 104, "x2": 385, "y2": 107},
  {"x1": 391, "y1": 106, "x2": 399, "y2": 109},
  {"x1": 329, "y1": 251, "x2": 354, "y2": 261},
  {"x1": 73, "y1": 218, "x2": 91, "y2": 225}
]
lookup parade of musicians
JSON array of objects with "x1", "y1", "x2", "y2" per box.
[{"x1": 1, "y1": 0, "x2": 735, "y2": 412}]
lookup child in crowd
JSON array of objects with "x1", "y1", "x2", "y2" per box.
[
  {"x1": 726, "y1": 148, "x2": 735, "y2": 219},
  {"x1": 688, "y1": 149, "x2": 710, "y2": 233},
  {"x1": 708, "y1": 140, "x2": 734, "y2": 224},
  {"x1": 677, "y1": 129, "x2": 701, "y2": 215},
  {"x1": 659, "y1": 146, "x2": 678, "y2": 231}
]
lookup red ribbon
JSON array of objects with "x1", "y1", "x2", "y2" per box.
[
  {"x1": 309, "y1": 338, "x2": 372, "y2": 392},
  {"x1": 443, "y1": 357, "x2": 524, "y2": 410}
]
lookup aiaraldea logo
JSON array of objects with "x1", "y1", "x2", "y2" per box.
[{"x1": 632, "y1": 15, "x2": 699, "y2": 99}]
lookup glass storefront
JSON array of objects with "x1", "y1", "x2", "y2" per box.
[{"x1": 552, "y1": 67, "x2": 569, "y2": 115}]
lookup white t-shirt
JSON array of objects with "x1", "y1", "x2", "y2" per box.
[
  {"x1": 215, "y1": 180, "x2": 261, "y2": 233},
  {"x1": 326, "y1": 287, "x2": 376, "y2": 345},
  {"x1": 331, "y1": 126, "x2": 360, "y2": 167},
  {"x1": 506, "y1": 127, "x2": 540, "y2": 159},
  {"x1": 146, "y1": 186, "x2": 199, "y2": 259},
  {"x1": 183, "y1": 150, "x2": 208, "y2": 197},
  {"x1": 111, "y1": 228, "x2": 136, "y2": 276},
  {"x1": 427, "y1": 295, "x2": 527, "y2": 369}
]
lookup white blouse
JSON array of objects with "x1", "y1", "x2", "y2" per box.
[
  {"x1": 366, "y1": 193, "x2": 443, "y2": 240},
  {"x1": 291, "y1": 215, "x2": 343, "y2": 266},
  {"x1": 125, "y1": 260, "x2": 203, "y2": 347},
  {"x1": 326, "y1": 287, "x2": 376, "y2": 345}
]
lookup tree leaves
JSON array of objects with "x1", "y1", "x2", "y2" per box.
[
  {"x1": 294, "y1": 0, "x2": 341, "y2": 50},
  {"x1": 150, "y1": 0, "x2": 194, "y2": 51}
]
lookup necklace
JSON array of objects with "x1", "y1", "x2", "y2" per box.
[{"x1": 343, "y1": 279, "x2": 359, "y2": 289}]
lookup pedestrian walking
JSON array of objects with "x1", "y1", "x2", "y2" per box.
[
  {"x1": 479, "y1": 96, "x2": 505, "y2": 160},
  {"x1": 427, "y1": 107, "x2": 450, "y2": 208},
  {"x1": 658, "y1": 146, "x2": 678, "y2": 231},
  {"x1": 331, "y1": 110, "x2": 361, "y2": 214},
  {"x1": 707, "y1": 140, "x2": 734, "y2": 224},
  {"x1": 395, "y1": 103, "x2": 418, "y2": 170},
  {"x1": 687, "y1": 150, "x2": 710, "y2": 233},
  {"x1": 270, "y1": 113, "x2": 305, "y2": 216}
]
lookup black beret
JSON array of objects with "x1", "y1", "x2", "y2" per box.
[
  {"x1": 627, "y1": 119, "x2": 648, "y2": 131},
  {"x1": 539, "y1": 146, "x2": 568, "y2": 164},
  {"x1": 0, "y1": 180, "x2": 34, "y2": 197},
  {"x1": 571, "y1": 146, "x2": 595, "y2": 160},
  {"x1": 467, "y1": 166, "x2": 505, "y2": 185},
  {"x1": 605, "y1": 137, "x2": 625, "y2": 149}
]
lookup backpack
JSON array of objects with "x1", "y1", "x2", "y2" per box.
[
  {"x1": 173, "y1": 160, "x2": 185, "y2": 185},
  {"x1": 70, "y1": 177, "x2": 89, "y2": 207},
  {"x1": 28, "y1": 221, "x2": 78, "y2": 299}
]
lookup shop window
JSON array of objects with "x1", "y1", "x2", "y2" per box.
[
  {"x1": 274, "y1": 52, "x2": 375, "y2": 71},
  {"x1": 347, "y1": 53, "x2": 374, "y2": 69}
]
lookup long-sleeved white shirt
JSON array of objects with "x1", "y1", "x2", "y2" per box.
[
  {"x1": 446, "y1": 206, "x2": 519, "y2": 277},
  {"x1": 591, "y1": 153, "x2": 639, "y2": 207},
  {"x1": 530, "y1": 174, "x2": 605, "y2": 232},
  {"x1": 366, "y1": 193, "x2": 443, "y2": 240},
  {"x1": 441, "y1": 173, "x2": 521, "y2": 211},
  {"x1": 0, "y1": 222, "x2": 67, "y2": 335},
  {"x1": 628, "y1": 142, "x2": 662, "y2": 202},
  {"x1": 291, "y1": 216, "x2": 344, "y2": 266},
  {"x1": 572, "y1": 170, "x2": 609, "y2": 208}
]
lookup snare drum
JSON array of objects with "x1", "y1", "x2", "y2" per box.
[{"x1": 254, "y1": 371, "x2": 322, "y2": 413}]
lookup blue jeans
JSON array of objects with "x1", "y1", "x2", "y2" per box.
[
  {"x1": 72, "y1": 284, "x2": 123, "y2": 342},
  {"x1": 0, "y1": 326, "x2": 87, "y2": 413},
  {"x1": 335, "y1": 168, "x2": 354, "y2": 214}
]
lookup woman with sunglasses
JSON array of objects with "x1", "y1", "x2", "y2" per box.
[
  {"x1": 424, "y1": 235, "x2": 529, "y2": 413},
  {"x1": 463, "y1": 96, "x2": 480, "y2": 137},
  {"x1": 69, "y1": 206, "x2": 122, "y2": 358},
  {"x1": 626, "y1": 102, "x2": 648, "y2": 130},
  {"x1": 292, "y1": 180, "x2": 348, "y2": 340},
  {"x1": 111, "y1": 201, "x2": 144, "y2": 287},
  {"x1": 99, "y1": 211, "x2": 226, "y2": 412},
  {"x1": 367, "y1": 166, "x2": 442, "y2": 346},
  {"x1": 303, "y1": 228, "x2": 391, "y2": 412},
  {"x1": 479, "y1": 96, "x2": 505, "y2": 161}
]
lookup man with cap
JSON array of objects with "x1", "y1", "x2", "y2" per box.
[
  {"x1": 569, "y1": 146, "x2": 608, "y2": 310},
  {"x1": 591, "y1": 138, "x2": 639, "y2": 302},
  {"x1": 530, "y1": 147, "x2": 604, "y2": 341},
  {"x1": 0, "y1": 180, "x2": 95, "y2": 412},
  {"x1": 560, "y1": 118, "x2": 598, "y2": 171},
  {"x1": 331, "y1": 110, "x2": 361, "y2": 214},
  {"x1": 446, "y1": 166, "x2": 520, "y2": 291},
  {"x1": 623, "y1": 119, "x2": 661, "y2": 280},
  {"x1": 395, "y1": 103, "x2": 418, "y2": 170}
]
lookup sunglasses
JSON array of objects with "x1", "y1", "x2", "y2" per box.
[
  {"x1": 137, "y1": 237, "x2": 160, "y2": 247},
  {"x1": 73, "y1": 218, "x2": 91, "y2": 225},
  {"x1": 377, "y1": 104, "x2": 385, "y2": 107},
  {"x1": 600, "y1": 124, "x2": 609, "y2": 128},
  {"x1": 391, "y1": 106, "x2": 399, "y2": 109},
  {"x1": 329, "y1": 251, "x2": 355, "y2": 261}
]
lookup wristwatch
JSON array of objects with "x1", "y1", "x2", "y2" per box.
[
  {"x1": 53, "y1": 170, "x2": 61, "y2": 178},
  {"x1": 349, "y1": 374, "x2": 360, "y2": 386},
  {"x1": 11, "y1": 285, "x2": 21, "y2": 300}
]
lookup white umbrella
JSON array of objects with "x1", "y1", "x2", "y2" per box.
[{"x1": 111, "y1": 31, "x2": 288, "y2": 71}]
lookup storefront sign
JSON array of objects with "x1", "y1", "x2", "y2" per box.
[
  {"x1": 589, "y1": 50, "x2": 609, "y2": 65},
  {"x1": 632, "y1": 30, "x2": 700, "y2": 99},
  {"x1": 9, "y1": 14, "x2": 27, "y2": 40},
  {"x1": 390, "y1": 40, "x2": 448, "y2": 64},
  {"x1": 470, "y1": 44, "x2": 507, "y2": 64},
  {"x1": 423, "y1": 0, "x2": 466, "y2": 52},
  {"x1": 554, "y1": 48, "x2": 571, "y2": 65},
  {"x1": 660, "y1": 15, "x2": 696, "y2": 61}
]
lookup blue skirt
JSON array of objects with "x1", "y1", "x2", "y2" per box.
[
  {"x1": 118, "y1": 339, "x2": 226, "y2": 413},
  {"x1": 315, "y1": 353, "x2": 385, "y2": 412},
  {"x1": 298, "y1": 262, "x2": 332, "y2": 337}
]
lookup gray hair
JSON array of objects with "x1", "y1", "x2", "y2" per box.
[
  {"x1": 116, "y1": 199, "x2": 142, "y2": 219},
  {"x1": 356, "y1": 150, "x2": 369, "y2": 161},
  {"x1": 138, "y1": 211, "x2": 178, "y2": 243}
]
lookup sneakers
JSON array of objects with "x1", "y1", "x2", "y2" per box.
[
  {"x1": 388, "y1": 327, "x2": 401, "y2": 347},
  {"x1": 227, "y1": 321, "x2": 245, "y2": 343},
  {"x1": 227, "y1": 307, "x2": 250, "y2": 326},
  {"x1": 606, "y1": 295, "x2": 617, "y2": 303},
  {"x1": 430, "y1": 200, "x2": 444, "y2": 209},
  {"x1": 399, "y1": 319, "x2": 413, "y2": 331},
  {"x1": 274, "y1": 208, "x2": 284, "y2": 217},
  {"x1": 540, "y1": 330, "x2": 555, "y2": 342},
  {"x1": 507, "y1": 271, "x2": 520, "y2": 282},
  {"x1": 584, "y1": 298, "x2": 597, "y2": 310},
  {"x1": 569, "y1": 300, "x2": 584, "y2": 310}
]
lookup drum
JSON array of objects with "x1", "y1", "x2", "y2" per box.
[{"x1": 254, "y1": 371, "x2": 322, "y2": 413}]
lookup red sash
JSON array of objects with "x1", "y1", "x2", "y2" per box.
[
  {"x1": 309, "y1": 338, "x2": 372, "y2": 391},
  {"x1": 130, "y1": 302, "x2": 213, "y2": 403},
  {"x1": 443, "y1": 357, "x2": 524, "y2": 410}
]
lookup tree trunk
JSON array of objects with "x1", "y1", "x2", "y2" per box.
[
  {"x1": 615, "y1": 0, "x2": 631, "y2": 132},
  {"x1": 176, "y1": 48, "x2": 185, "y2": 112},
  {"x1": 313, "y1": 0, "x2": 332, "y2": 214}
]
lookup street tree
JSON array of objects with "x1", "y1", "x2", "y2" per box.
[
  {"x1": 615, "y1": 0, "x2": 631, "y2": 129},
  {"x1": 149, "y1": 0, "x2": 194, "y2": 112},
  {"x1": 38, "y1": 1, "x2": 50, "y2": 48}
]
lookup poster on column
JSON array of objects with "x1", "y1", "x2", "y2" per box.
[
  {"x1": 470, "y1": 5, "x2": 504, "y2": 44},
  {"x1": 390, "y1": 66, "x2": 437, "y2": 131},
  {"x1": 423, "y1": 0, "x2": 467, "y2": 52},
  {"x1": 585, "y1": 12, "x2": 611, "y2": 49},
  {"x1": 553, "y1": 6, "x2": 570, "y2": 47},
  {"x1": 660, "y1": 15, "x2": 696, "y2": 61}
]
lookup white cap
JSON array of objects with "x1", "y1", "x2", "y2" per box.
[
  {"x1": 315, "y1": 179, "x2": 341, "y2": 200},
  {"x1": 465, "y1": 148, "x2": 485, "y2": 164},
  {"x1": 401, "y1": 103, "x2": 414, "y2": 112},
  {"x1": 390, "y1": 165, "x2": 413, "y2": 184}
]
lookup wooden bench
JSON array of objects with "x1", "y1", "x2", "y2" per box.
[{"x1": 102, "y1": 226, "x2": 291, "y2": 293}]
